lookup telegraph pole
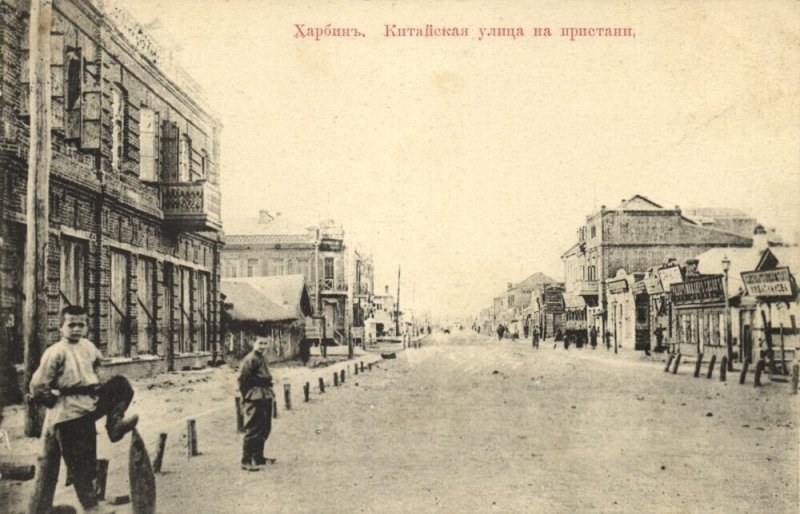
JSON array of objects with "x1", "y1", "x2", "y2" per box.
[{"x1": 23, "y1": 0, "x2": 53, "y2": 438}]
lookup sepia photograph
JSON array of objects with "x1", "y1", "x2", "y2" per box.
[{"x1": 0, "y1": 0, "x2": 799, "y2": 512}]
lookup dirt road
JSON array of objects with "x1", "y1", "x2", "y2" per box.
[{"x1": 4, "y1": 333, "x2": 798, "y2": 513}]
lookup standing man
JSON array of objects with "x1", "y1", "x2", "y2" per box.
[
  {"x1": 590, "y1": 325, "x2": 598, "y2": 350},
  {"x1": 29, "y1": 305, "x2": 139, "y2": 513},
  {"x1": 238, "y1": 338, "x2": 275, "y2": 471}
]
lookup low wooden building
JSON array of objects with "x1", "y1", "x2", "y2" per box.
[{"x1": 221, "y1": 275, "x2": 314, "y2": 363}]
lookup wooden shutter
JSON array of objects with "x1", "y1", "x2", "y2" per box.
[
  {"x1": 161, "y1": 121, "x2": 179, "y2": 182},
  {"x1": 139, "y1": 108, "x2": 157, "y2": 181},
  {"x1": 19, "y1": 20, "x2": 30, "y2": 117},
  {"x1": 50, "y1": 33, "x2": 64, "y2": 131},
  {"x1": 109, "y1": 250, "x2": 129, "y2": 356},
  {"x1": 137, "y1": 258, "x2": 155, "y2": 354},
  {"x1": 80, "y1": 33, "x2": 101, "y2": 150}
]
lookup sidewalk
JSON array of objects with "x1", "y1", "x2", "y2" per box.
[{"x1": 0, "y1": 344, "x2": 398, "y2": 513}]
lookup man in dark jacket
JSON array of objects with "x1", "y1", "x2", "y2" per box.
[{"x1": 238, "y1": 339, "x2": 275, "y2": 471}]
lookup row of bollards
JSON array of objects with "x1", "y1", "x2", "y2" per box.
[
  {"x1": 233, "y1": 359, "x2": 381, "y2": 435},
  {"x1": 664, "y1": 352, "x2": 800, "y2": 392}
]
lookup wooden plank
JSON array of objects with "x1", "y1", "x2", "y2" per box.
[{"x1": 129, "y1": 429, "x2": 156, "y2": 514}]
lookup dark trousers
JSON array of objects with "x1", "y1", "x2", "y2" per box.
[
  {"x1": 53, "y1": 376, "x2": 134, "y2": 510},
  {"x1": 242, "y1": 399, "x2": 272, "y2": 465}
]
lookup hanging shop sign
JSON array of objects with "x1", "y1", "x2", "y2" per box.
[
  {"x1": 657, "y1": 265, "x2": 684, "y2": 292},
  {"x1": 544, "y1": 289, "x2": 564, "y2": 310},
  {"x1": 644, "y1": 274, "x2": 664, "y2": 295},
  {"x1": 607, "y1": 278, "x2": 629, "y2": 295},
  {"x1": 671, "y1": 275, "x2": 725, "y2": 306},
  {"x1": 741, "y1": 267, "x2": 794, "y2": 298}
]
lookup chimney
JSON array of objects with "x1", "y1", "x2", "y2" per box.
[
  {"x1": 753, "y1": 224, "x2": 768, "y2": 250},
  {"x1": 258, "y1": 210, "x2": 274, "y2": 224},
  {"x1": 685, "y1": 259, "x2": 699, "y2": 278},
  {"x1": 385, "y1": 285, "x2": 389, "y2": 294},
  {"x1": 507, "y1": 282, "x2": 513, "y2": 291}
]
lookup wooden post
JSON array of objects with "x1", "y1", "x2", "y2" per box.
[
  {"x1": 283, "y1": 384, "x2": 292, "y2": 410},
  {"x1": 360, "y1": 361, "x2": 365, "y2": 372},
  {"x1": 340, "y1": 369, "x2": 345, "y2": 384},
  {"x1": 720, "y1": 356, "x2": 728, "y2": 382},
  {"x1": 23, "y1": 0, "x2": 53, "y2": 439},
  {"x1": 333, "y1": 372, "x2": 339, "y2": 387},
  {"x1": 754, "y1": 359, "x2": 765, "y2": 387},
  {"x1": 664, "y1": 354, "x2": 675, "y2": 372},
  {"x1": 272, "y1": 398, "x2": 278, "y2": 419},
  {"x1": 152, "y1": 433, "x2": 168, "y2": 473},
  {"x1": 303, "y1": 382, "x2": 310, "y2": 402},
  {"x1": 671, "y1": 354, "x2": 682, "y2": 374},
  {"x1": 235, "y1": 397, "x2": 244, "y2": 433},
  {"x1": 791, "y1": 364, "x2": 799, "y2": 394},
  {"x1": 354, "y1": 364, "x2": 359, "y2": 375},
  {"x1": 779, "y1": 323, "x2": 787, "y2": 375},
  {"x1": 318, "y1": 377, "x2": 325, "y2": 393},
  {"x1": 706, "y1": 355, "x2": 717, "y2": 379},
  {"x1": 760, "y1": 310, "x2": 777, "y2": 375},
  {"x1": 28, "y1": 433, "x2": 60, "y2": 514},
  {"x1": 693, "y1": 353, "x2": 704, "y2": 378},
  {"x1": 95, "y1": 459, "x2": 108, "y2": 500},
  {"x1": 739, "y1": 358, "x2": 750, "y2": 385},
  {"x1": 368, "y1": 362, "x2": 373, "y2": 371},
  {"x1": 187, "y1": 420, "x2": 198, "y2": 457}
]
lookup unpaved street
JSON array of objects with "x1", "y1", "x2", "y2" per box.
[
  {"x1": 163, "y1": 333, "x2": 798, "y2": 513},
  {"x1": 4, "y1": 333, "x2": 798, "y2": 513}
]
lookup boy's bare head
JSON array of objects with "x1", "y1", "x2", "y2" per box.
[{"x1": 59, "y1": 305, "x2": 88, "y2": 343}]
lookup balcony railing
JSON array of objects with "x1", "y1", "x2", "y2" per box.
[
  {"x1": 160, "y1": 180, "x2": 222, "y2": 232},
  {"x1": 319, "y1": 278, "x2": 348, "y2": 294},
  {"x1": 576, "y1": 280, "x2": 599, "y2": 297}
]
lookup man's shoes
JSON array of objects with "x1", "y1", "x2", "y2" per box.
[
  {"x1": 241, "y1": 463, "x2": 261, "y2": 472},
  {"x1": 254, "y1": 457, "x2": 277, "y2": 466},
  {"x1": 107, "y1": 414, "x2": 139, "y2": 443}
]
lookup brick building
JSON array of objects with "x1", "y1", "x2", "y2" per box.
[
  {"x1": 561, "y1": 195, "x2": 752, "y2": 344},
  {"x1": 222, "y1": 212, "x2": 373, "y2": 346},
  {"x1": 0, "y1": 0, "x2": 224, "y2": 399}
]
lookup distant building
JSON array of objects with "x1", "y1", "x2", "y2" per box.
[
  {"x1": 561, "y1": 195, "x2": 752, "y2": 343},
  {"x1": 222, "y1": 212, "x2": 372, "y2": 346}
]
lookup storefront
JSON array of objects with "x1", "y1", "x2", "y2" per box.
[
  {"x1": 607, "y1": 273, "x2": 635, "y2": 351},
  {"x1": 670, "y1": 274, "x2": 730, "y2": 360}
]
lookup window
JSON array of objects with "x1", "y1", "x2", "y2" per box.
[
  {"x1": 179, "y1": 268, "x2": 192, "y2": 353},
  {"x1": 59, "y1": 238, "x2": 86, "y2": 310},
  {"x1": 269, "y1": 259, "x2": 285, "y2": 276},
  {"x1": 590, "y1": 225, "x2": 596, "y2": 239},
  {"x1": 297, "y1": 259, "x2": 310, "y2": 282},
  {"x1": 179, "y1": 134, "x2": 192, "y2": 182},
  {"x1": 197, "y1": 272, "x2": 209, "y2": 352},
  {"x1": 111, "y1": 85, "x2": 127, "y2": 171},
  {"x1": 224, "y1": 259, "x2": 238, "y2": 278},
  {"x1": 136, "y1": 257, "x2": 156, "y2": 354},
  {"x1": 65, "y1": 51, "x2": 81, "y2": 140},
  {"x1": 324, "y1": 257, "x2": 335, "y2": 284},
  {"x1": 139, "y1": 108, "x2": 159, "y2": 181},
  {"x1": 109, "y1": 250, "x2": 129, "y2": 356},
  {"x1": 200, "y1": 150, "x2": 208, "y2": 180},
  {"x1": 246, "y1": 258, "x2": 259, "y2": 277},
  {"x1": 287, "y1": 259, "x2": 294, "y2": 275}
]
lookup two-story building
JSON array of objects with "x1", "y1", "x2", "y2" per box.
[
  {"x1": 561, "y1": 195, "x2": 752, "y2": 346},
  {"x1": 221, "y1": 212, "x2": 355, "y2": 346},
  {"x1": 0, "y1": 0, "x2": 223, "y2": 402}
]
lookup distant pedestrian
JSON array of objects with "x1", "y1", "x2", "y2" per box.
[
  {"x1": 604, "y1": 330, "x2": 612, "y2": 351},
  {"x1": 653, "y1": 326, "x2": 665, "y2": 353},
  {"x1": 496, "y1": 325, "x2": 504, "y2": 340},
  {"x1": 532, "y1": 326, "x2": 540, "y2": 349},
  {"x1": 590, "y1": 326, "x2": 598, "y2": 349},
  {"x1": 238, "y1": 339, "x2": 276, "y2": 471}
]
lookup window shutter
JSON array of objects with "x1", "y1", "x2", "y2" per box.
[
  {"x1": 19, "y1": 22, "x2": 30, "y2": 117},
  {"x1": 160, "y1": 121, "x2": 179, "y2": 182},
  {"x1": 80, "y1": 33, "x2": 101, "y2": 150},
  {"x1": 50, "y1": 33, "x2": 64, "y2": 131},
  {"x1": 139, "y1": 108, "x2": 157, "y2": 181}
]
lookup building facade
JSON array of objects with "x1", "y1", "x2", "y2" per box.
[
  {"x1": 561, "y1": 195, "x2": 752, "y2": 346},
  {"x1": 0, "y1": 0, "x2": 223, "y2": 399},
  {"x1": 221, "y1": 212, "x2": 365, "y2": 346}
]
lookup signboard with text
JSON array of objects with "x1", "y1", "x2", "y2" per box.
[
  {"x1": 741, "y1": 267, "x2": 794, "y2": 298},
  {"x1": 607, "y1": 279, "x2": 629, "y2": 295},
  {"x1": 658, "y1": 265, "x2": 684, "y2": 292},
  {"x1": 544, "y1": 289, "x2": 564, "y2": 310},
  {"x1": 671, "y1": 275, "x2": 725, "y2": 305},
  {"x1": 644, "y1": 274, "x2": 664, "y2": 295}
]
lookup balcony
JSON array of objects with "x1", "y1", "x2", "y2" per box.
[
  {"x1": 160, "y1": 180, "x2": 222, "y2": 232},
  {"x1": 576, "y1": 280, "x2": 599, "y2": 297},
  {"x1": 319, "y1": 279, "x2": 348, "y2": 295}
]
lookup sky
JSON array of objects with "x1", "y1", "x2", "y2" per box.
[{"x1": 121, "y1": 0, "x2": 800, "y2": 321}]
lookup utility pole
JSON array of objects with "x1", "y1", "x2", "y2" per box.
[
  {"x1": 395, "y1": 265, "x2": 401, "y2": 337},
  {"x1": 23, "y1": 0, "x2": 52, "y2": 438}
]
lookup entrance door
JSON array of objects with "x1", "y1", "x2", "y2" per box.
[
  {"x1": 324, "y1": 302, "x2": 337, "y2": 341},
  {"x1": 740, "y1": 310, "x2": 754, "y2": 363}
]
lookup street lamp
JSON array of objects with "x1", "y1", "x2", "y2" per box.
[{"x1": 721, "y1": 255, "x2": 733, "y2": 371}]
